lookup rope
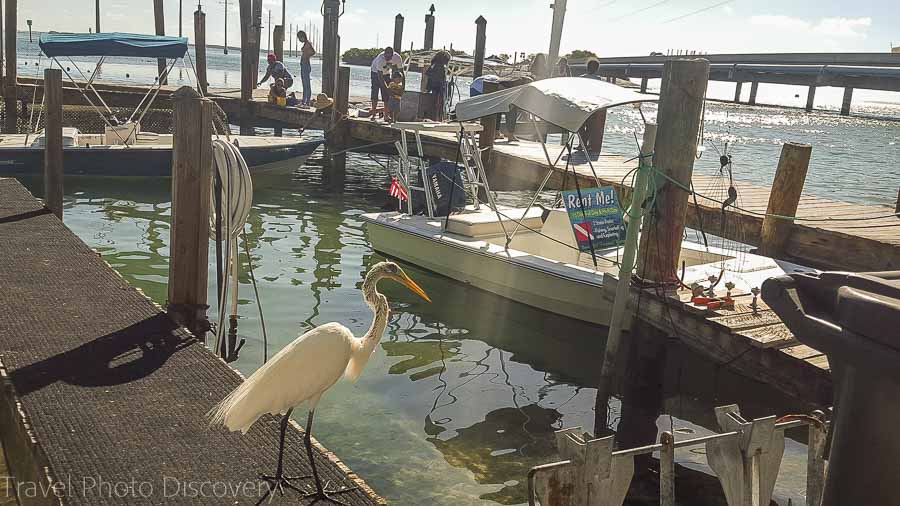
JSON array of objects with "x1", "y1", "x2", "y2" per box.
[
  {"x1": 643, "y1": 162, "x2": 900, "y2": 222},
  {"x1": 241, "y1": 227, "x2": 269, "y2": 364}
]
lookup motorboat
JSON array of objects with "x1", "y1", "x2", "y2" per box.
[
  {"x1": 361, "y1": 78, "x2": 804, "y2": 326},
  {"x1": 2, "y1": 32, "x2": 321, "y2": 177}
]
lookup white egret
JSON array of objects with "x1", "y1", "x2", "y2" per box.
[{"x1": 209, "y1": 261, "x2": 430, "y2": 503}]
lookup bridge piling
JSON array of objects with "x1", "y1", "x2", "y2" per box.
[
  {"x1": 733, "y1": 81, "x2": 742, "y2": 103},
  {"x1": 749, "y1": 81, "x2": 759, "y2": 105},
  {"x1": 805, "y1": 85, "x2": 816, "y2": 112},
  {"x1": 841, "y1": 87, "x2": 853, "y2": 116},
  {"x1": 640, "y1": 77, "x2": 648, "y2": 93}
]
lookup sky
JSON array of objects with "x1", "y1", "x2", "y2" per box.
[{"x1": 16, "y1": 0, "x2": 900, "y2": 57}]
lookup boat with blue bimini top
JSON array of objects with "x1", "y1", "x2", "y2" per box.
[
  {"x1": 361, "y1": 78, "x2": 813, "y2": 326},
  {"x1": 0, "y1": 32, "x2": 322, "y2": 177}
]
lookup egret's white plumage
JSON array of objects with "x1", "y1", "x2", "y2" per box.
[{"x1": 208, "y1": 262, "x2": 430, "y2": 499}]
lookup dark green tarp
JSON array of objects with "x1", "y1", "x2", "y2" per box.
[{"x1": 39, "y1": 32, "x2": 188, "y2": 59}]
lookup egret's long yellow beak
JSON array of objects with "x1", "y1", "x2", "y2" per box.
[{"x1": 397, "y1": 272, "x2": 431, "y2": 303}]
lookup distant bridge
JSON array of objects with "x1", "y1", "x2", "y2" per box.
[{"x1": 575, "y1": 53, "x2": 900, "y2": 115}]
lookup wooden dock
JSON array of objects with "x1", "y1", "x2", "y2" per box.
[
  {"x1": 0, "y1": 178, "x2": 383, "y2": 505},
  {"x1": 346, "y1": 121, "x2": 900, "y2": 273}
]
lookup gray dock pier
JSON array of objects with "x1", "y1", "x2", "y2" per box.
[{"x1": 0, "y1": 178, "x2": 383, "y2": 505}]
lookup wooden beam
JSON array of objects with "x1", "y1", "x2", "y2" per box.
[
  {"x1": 393, "y1": 14, "x2": 404, "y2": 54},
  {"x1": 473, "y1": 16, "x2": 487, "y2": 78},
  {"x1": 4, "y1": 0, "x2": 17, "y2": 134},
  {"x1": 154, "y1": 0, "x2": 167, "y2": 85},
  {"x1": 637, "y1": 58, "x2": 710, "y2": 285},
  {"x1": 194, "y1": 8, "x2": 208, "y2": 96},
  {"x1": 168, "y1": 87, "x2": 213, "y2": 336},
  {"x1": 321, "y1": 0, "x2": 341, "y2": 98},
  {"x1": 758, "y1": 143, "x2": 812, "y2": 257},
  {"x1": 239, "y1": 0, "x2": 254, "y2": 135},
  {"x1": 43, "y1": 68, "x2": 63, "y2": 220}
]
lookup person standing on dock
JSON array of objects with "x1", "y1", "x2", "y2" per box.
[
  {"x1": 581, "y1": 59, "x2": 601, "y2": 80},
  {"x1": 259, "y1": 53, "x2": 294, "y2": 90},
  {"x1": 424, "y1": 50, "x2": 451, "y2": 121},
  {"x1": 370, "y1": 47, "x2": 402, "y2": 118},
  {"x1": 297, "y1": 31, "x2": 316, "y2": 106}
]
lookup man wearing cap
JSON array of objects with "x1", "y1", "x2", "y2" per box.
[
  {"x1": 369, "y1": 47, "x2": 402, "y2": 118},
  {"x1": 259, "y1": 54, "x2": 294, "y2": 89}
]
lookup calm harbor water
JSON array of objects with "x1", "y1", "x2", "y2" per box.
[{"x1": 10, "y1": 32, "x2": 900, "y2": 504}]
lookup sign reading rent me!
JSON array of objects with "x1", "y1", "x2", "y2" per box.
[{"x1": 561, "y1": 187, "x2": 625, "y2": 252}]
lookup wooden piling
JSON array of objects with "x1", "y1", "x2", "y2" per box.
[
  {"x1": 393, "y1": 14, "x2": 404, "y2": 54},
  {"x1": 325, "y1": 66, "x2": 350, "y2": 190},
  {"x1": 637, "y1": 58, "x2": 710, "y2": 284},
  {"x1": 806, "y1": 85, "x2": 816, "y2": 112},
  {"x1": 273, "y1": 25, "x2": 284, "y2": 62},
  {"x1": 4, "y1": 0, "x2": 17, "y2": 134},
  {"x1": 841, "y1": 87, "x2": 853, "y2": 116},
  {"x1": 424, "y1": 6, "x2": 435, "y2": 50},
  {"x1": 547, "y1": 0, "x2": 567, "y2": 76},
  {"x1": 321, "y1": 0, "x2": 341, "y2": 98},
  {"x1": 194, "y1": 8, "x2": 208, "y2": 96},
  {"x1": 583, "y1": 111, "x2": 606, "y2": 153},
  {"x1": 168, "y1": 87, "x2": 213, "y2": 336},
  {"x1": 478, "y1": 81, "x2": 498, "y2": 163},
  {"x1": 733, "y1": 81, "x2": 742, "y2": 103},
  {"x1": 660, "y1": 431, "x2": 675, "y2": 506},
  {"x1": 43, "y1": 68, "x2": 63, "y2": 220},
  {"x1": 749, "y1": 81, "x2": 759, "y2": 105},
  {"x1": 249, "y1": 0, "x2": 263, "y2": 80},
  {"x1": 473, "y1": 16, "x2": 487, "y2": 78},
  {"x1": 154, "y1": 0, "x2": 168, "y2": 85},
  {"x1": 239, "y1": 0, "x2": 254, "y2": 135},
  {"x1": 95, "y1": 0, "x2": 101, "y2": 33},
  {"x1": 758, "y1": 142, "x2": 813, "y2": 257}
]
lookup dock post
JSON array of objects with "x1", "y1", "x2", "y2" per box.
[
  {"x1": 841, "y1": 87, "x2": 853, "y2": 116},
  {"x1": 324, "y1": 66, "x2": 350, "y2": 190},
  {"x1": 660, "y1": 431, "x2": 675, "y2": 506},
  {"x1": 239, "y1": 0, "x2": 254, "y2": 135},
  {"x1": 478, "y1": 81, "x2": 498, "y2": 164},
  {"x1": 639, "y1": 76, "x2": 648, "y2": 93},
  {"x1": 168, "y1": 87, "x2": 213, "y2": 337},
  {"x1": 95, "y1": 0, "x2": 101, "y2": 33},
  {"x1": 733, "y1": 81, "x2": 742, "y2": 103},
  {"x1": 637, "y1": 58, "x2": 709, "y2": 283},
  {"x1": 758, "y1": 142, "x2": 812, "y2": 258},
  {"x1": 393, "y1": 14, "x2": 404, "y2": 54},
  {"x1": 250, "y1": 0, "x2": 263, "y2": 79},
  {"x1": 194, "y1": 7, "x2": 208, "y2": 96},
  {"x1": 43, "y1": 68, "x2": 64, "y2": 220},
  {"x1": 424, "y1": 5, "x2": 435, "y2": 50},
  {"x1": 749, "y1": 80, "x2": 759, "y2": 105},
  {"x1": 154, "y1": 0, "x2": 168, "y2": 85},
  {"x1": 595, "y1": 124, "x2": 656, "y2": 433},
  {"x1": 321, "y1": 0, "x2": 341, "y2": 99},
  {"x1": 473, "y1": 16, "x2": 487, "y2": 78},
  {"x1": 805, "y1": 85, "x2": 816, "y2": 112},
  {"x1": 4, "y1": 0, "x2": 17, "y2": 134},
  {"x1": 548, "y1": 0, "x2": 567, "y2": 76},
  {"x1": 896, "y1": 187, "x2": 900, "y2": 215},
  {"x1": 273, "y1": 25, "x2": 284, "y2": 62}
]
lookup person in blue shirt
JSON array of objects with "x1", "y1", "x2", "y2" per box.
[{"x1": 259, "y1": 54, "x2": 294, "y2": 89}]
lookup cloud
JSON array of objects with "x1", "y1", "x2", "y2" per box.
[{"x1": 750, "y1": 15, "x2": 872, "y2": 38}]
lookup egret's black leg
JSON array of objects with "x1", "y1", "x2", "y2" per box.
[
  {"x1": 301, "y1": 409, "x2": 357, "y2": 505},
  {"x1": 257, "y1": 408, "x2": 308, "y2": 503}
]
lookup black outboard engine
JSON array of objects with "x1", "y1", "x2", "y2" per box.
[
  {"x1": 411, "y1": 161, "x2": 467, "y2": 217},
  {"x1": 762, "y1": 271, "x2": 900, "y2": 506}
]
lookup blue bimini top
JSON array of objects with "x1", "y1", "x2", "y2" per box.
[{"x1": 39, "y1": 32, "x2": 188, "y2": 59}]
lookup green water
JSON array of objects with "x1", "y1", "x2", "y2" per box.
[{"x1": 18, "y1": 147, "x2": 816, "y2": 505}]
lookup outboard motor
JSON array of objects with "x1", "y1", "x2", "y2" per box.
[
  {"x1": 762, "y1": 271, "x2": 900, "y2": 506},
  {"x1": 411, "y1": 161, "x2": 467, "y2": 217}
]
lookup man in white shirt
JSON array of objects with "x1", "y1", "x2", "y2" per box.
[{"x1": 370, "y1": 47, "x2": 402, "y2": 118}]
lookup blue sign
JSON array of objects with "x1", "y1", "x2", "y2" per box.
[{"x1": 561, "y1": 187, "x2": 625, "y2": 252}]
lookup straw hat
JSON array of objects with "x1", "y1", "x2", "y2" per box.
[{"x1": 313, "y1": 93, "x2": 334, "y2": 110}]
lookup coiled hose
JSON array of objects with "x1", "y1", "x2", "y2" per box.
[{"x1": 210, "y1": 139, "x2": 253, "y2": 360}]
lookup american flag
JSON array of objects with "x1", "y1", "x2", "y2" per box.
[{"x1": 389, "y1": 177, "x2": 409, "y2": 201}]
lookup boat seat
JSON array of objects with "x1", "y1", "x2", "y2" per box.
[{"x1": 445, "y1": 207, "x2": 544, "y2": 238}]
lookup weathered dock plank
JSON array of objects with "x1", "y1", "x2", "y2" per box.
[{"x1": 0, "y1": 178, "x2": 383, "y2": 505}]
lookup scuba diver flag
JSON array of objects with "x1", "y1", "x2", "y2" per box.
[{"x1": 389, "y1": 177, "x2": 409, "y2": 201}]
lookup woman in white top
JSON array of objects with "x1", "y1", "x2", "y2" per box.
[{"x1": 369, "y1": 47, "x2": 402, "y2": 118}]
